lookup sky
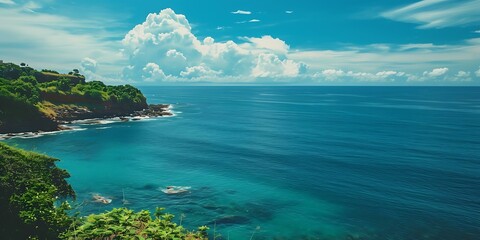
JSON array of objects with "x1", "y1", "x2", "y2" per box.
[{"x1": 0, "y1": 0, "x2": 479, "y2": 85}]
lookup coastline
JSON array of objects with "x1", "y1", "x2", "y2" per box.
[{"x1": 0, "y1": 104, "x2": 174, "y2": 140}]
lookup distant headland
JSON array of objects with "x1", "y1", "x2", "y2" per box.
[{"x1": 0, "y1": 62, "x2": 171, "y2": 135}]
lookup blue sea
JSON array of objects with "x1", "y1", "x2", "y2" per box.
[{"x1": 5, "y1": 87, "x2": 480, "y2": 239}]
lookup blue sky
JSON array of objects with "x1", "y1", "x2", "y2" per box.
[{"x1": 0, "y1": 0, "x2": 479, "y2": 85}]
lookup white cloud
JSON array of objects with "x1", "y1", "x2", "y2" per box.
[
  {"x1": 453, "y1": 71, "x2": 472, "y2": 81},
  {"x1": 180, "y1": 64, "x2": 221, "y2": 78},
  {"x1": 289, "y1": 39, "x2": 480, "y2": 75},
  {"x1": 24, "y1": 1, "x2": 41, "y2": 11},
  {"x1": 319, "y1": 69, "x2": 345, "y2": 80},
  {"x1": 475, "y1": 67, "x2": 480, "y2": 77},
  {"x1": 285, "y1": 11, "x2": 293, "y2": 14},
  {"x1": 0, "y1": 6, "x2": 123, "y2": 80},
  {"x1": 81, "y1": 57, "x2": 97, "y2": 73},
  {"x1": 142, "y1": 63, "x2": 167, "y2": 82},
  {"x1": 315, "y1": 69, "x2": 405, "y2": 82},
  {"x1": 231, "y1": 10, "x2": 251, "y2": 15},
  {"x1": 252, "y1": 53, "x2": 306, "y2": 78},
  {"x1": 382, "y1": 0, "x2": 480, "y2": 28},
  {"x1": 242, "y1": 36, "x2": 289, "y2": 54},
  {"x1": 423, "y1": 67, "x2": 448, "y2": 77},
  {"x1": 0, "y1": 0, "x2": 15, "y2": 5},
  {"x1": 237, "y1": 19, "x2": 261, "y2": 24},
  {"x1": 121, "y1": 8, "x2": 306, "y2": 82},
  {"x1": 474, "y1": 30, "x2": 480, "y2": 33},
  {"x1": 456, "y1": 71, "x2": 470, "y2": 77}
]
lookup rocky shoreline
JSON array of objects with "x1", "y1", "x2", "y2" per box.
[
  {"x1": 56, "y1": 104, "x2": 172, "y2": 123},
  {"x1": 0, "y1": 104, "x2": 173, "y2": 140}
]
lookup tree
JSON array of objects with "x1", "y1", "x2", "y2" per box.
[{"x1": 20, "y1": 63, "x2": 26, "y2": 67}]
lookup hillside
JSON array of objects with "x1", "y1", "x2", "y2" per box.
[{"x1": 0, "y1": 62, "x2": 153, "y2": 134}]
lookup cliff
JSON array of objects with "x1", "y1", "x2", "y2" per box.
[{"x1": 0, "y1": 62, "x2": 157, "y2": 134}]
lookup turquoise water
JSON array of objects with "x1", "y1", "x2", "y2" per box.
[{"x1": 5, "y1": 87, "x2": 480, "y2": 239}]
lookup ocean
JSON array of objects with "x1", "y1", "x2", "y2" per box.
[{"x1": 4, "y1": 86, "x2": 480, "y2": 239}]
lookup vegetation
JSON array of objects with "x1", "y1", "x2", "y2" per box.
[
  {"x1": 42, "y1": 69, "x2": 60, "y2": 74},
  {"x1": 0, "y1": 143, "x2": 208, "y2": 239},
  {"x1": 62, "y1": 208, "x2": 208, "y2": 240},
  {"x1": 0, "y1": 142, "x2": 74, "y2": 239},
  {"x1": 0, "y1": 61, "x2": 148, "y2": 133}
]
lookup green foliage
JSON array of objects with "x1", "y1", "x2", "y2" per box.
[
  {"x1": 0, "y1": 62, "x2": 147, "y2": 108},
  {"x1": 107, "y1": 84, "x2": 146, "y2": 105},
  {"x1": 0, "y1": 62, "x2": 37, "y2": 80},
  {"x1": 0, "y1": 143, "x2": 75, "y2": 239},
  {"x1": 39, "y1": 77, "x2": 77, "y2": 93},
  {"x1": 42, "y1": 69, "x2": 60, "y2": 74},
  {"x1": 62, "y1": 208, "x2": 208, "y2": 240},
  {"x1": 0, "y1": 77, "x2": 40, "y2": 104}
]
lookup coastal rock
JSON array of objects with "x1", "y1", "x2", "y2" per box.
[{"x1": 0, "y1": 103, "x2": 172, "y2": 134}]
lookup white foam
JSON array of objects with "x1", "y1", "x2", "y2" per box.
[
  {"x1": 96, "y1": 126, "x2": 112, "y2": 130},
  {"x1": 0, "y1": 106, "x2": 175, "y2": 140},
  {"x1": 160, "y1": 186, "x2": 191, "y2": 194},
  {"x1": 0, "y1": 127, "x2": 87, "y2": 140}
]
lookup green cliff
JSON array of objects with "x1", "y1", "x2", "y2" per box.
[{"x1": 0, "y1": 62, "x2": 148, "y2": 133}]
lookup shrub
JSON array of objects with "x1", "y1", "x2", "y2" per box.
[{"x1": 62, "y1": 208, "x2": 208, "y2": 240}]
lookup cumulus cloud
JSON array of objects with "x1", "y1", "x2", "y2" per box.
[
  {"x1": 423, "y1": 67, "x2": 448, "y2": 77},
  {"x1": 252, "y1": 54, "x2": 306, "y2": 78},
  {"x1": 231, "y1": 10, "x2": 251, "y2": 15},
  {"x1": 121, "y1": 8, "x2": 306, "y2": 82},
  {"x1": 242, "y1": 36, "x2": 289, "y2": 54},
  {"x1": 180, "y1": 64, "x2": 221, "y2": 79},
  {"x1": 456, "y1": 71, "x2": 470, "y2": 78},
  {"x1": 475, "y1": 67, "x2": 480, "y2": 77},
  {"x1": 453, "y1": 71, "x2": 472, "y2": 81},
  {"x1": 81, "y1": 57, "x2": 97, "y2": 73}
]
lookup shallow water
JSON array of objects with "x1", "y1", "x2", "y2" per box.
[{"x1": 5, "y1": 86, "x2": 480, "y2": 239}]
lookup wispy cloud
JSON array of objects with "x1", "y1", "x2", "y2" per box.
[
  {"x1": 0, "y1": 0, "x2": 15, "y2": 5},
  {"x1": 289, "y1": 39, "x2": 480, "y2": 75},
  {"x1": 285, "y1": 11, "x2": 293, "y2": 14},
  {"x1": 382, "y1": 0, "x2": 480, "y2": 28},
  {"x1": 231, "y1": 10, "x2": 251, "y2": 15},
  {"x1": 236, "y1": 19, "x2": 261, "y2": 24},
  {"x1": 0, "y1": 6, "x2": 124, "y2": 79}
]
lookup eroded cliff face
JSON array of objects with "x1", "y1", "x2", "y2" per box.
[
  {"x1": 40, "y1": 92, "x2": 149, "y2": 121},
  {"x1": 0, "y1": 96, "x2": 58, "y2": 133}
]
